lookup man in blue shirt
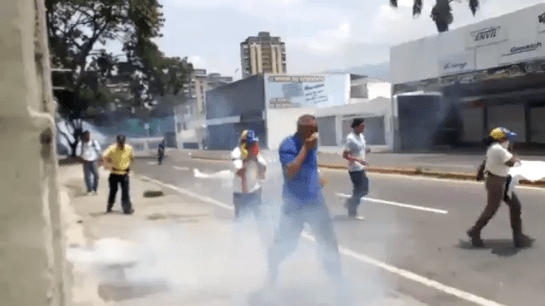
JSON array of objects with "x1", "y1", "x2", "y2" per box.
[{"x1": 266, "y1": 114, "x2": 342, "y2": 288}]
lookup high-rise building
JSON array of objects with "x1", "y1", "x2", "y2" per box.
[{"x1": 240, "y1": 32, "x2": 286, "y2": 79}]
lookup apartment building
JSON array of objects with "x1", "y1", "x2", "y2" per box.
[{"x1": 240, "y1": 32, "x2": 286, "y2": 78}]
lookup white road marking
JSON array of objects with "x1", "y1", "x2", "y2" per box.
[
  {"x1": 138, "y1": 174, "x2": 507, "y2": 306},
  {"x1": 322, "y1": 168, "x2": 545, "y2": 192},
  {"x1": 173, "y1": 166, "x2": 190, "y2": 171},
  {"x1": 147, "y1": 161, "x2": 158, "y2": 165},
  {"x1": 335, "y1": 192, "x2": 448, "y2": 214}
]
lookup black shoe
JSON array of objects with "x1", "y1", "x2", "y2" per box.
[
  {"x1": 514, "y1": 234, "x2": 531, "y2": 248},
  {"x1": 123, "y1": 209, "x2": 134, "y2": 215},
  {"x1": 467, "y1": 229, "x2": 484, "y2": 247},
  {"x1": 106, "y1": 207, "x2": 113, "y2": 213}
]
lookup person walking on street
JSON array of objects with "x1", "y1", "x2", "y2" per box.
[
  {"x1": 76, "y1": 131, "x2": 101, "y2": 195},
  {"x1": 342, "y1": 118, "x2": 370, "y2": 219},
  {"x1": 266, "y1": 115, "x2": 344, "y2": 292},
  {"x1": 231, "y1": 130, "x2": 267, "y2": 221},
  {"x1": 468, "y1": 127, "x2": 530, "y2": 248},
  {"x1": 101, "y1": 135, "x2": 134, "y2": 214}
]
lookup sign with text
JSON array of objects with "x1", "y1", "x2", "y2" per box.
[
  {"x1": 438, "y1": 52, "x2": 476, "y2": 76},
  {"x1": 466, "y1": 25, "x2": 508, "y2": 49},
  {"x1": 265, "y1": 74, "x2": 349, "y2": 109},
  {"x1": 498, "y1": 39, "x2": 545, "y2": 65}
]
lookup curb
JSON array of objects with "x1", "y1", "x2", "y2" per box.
[{"x1": 189, "y1": 155, "x2": 545, "y2": 188}]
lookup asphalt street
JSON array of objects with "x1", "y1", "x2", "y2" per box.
[{"x1": 132, "y1": 150, "x2": 545, "y2": 306}]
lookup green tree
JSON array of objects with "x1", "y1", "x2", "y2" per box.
[
  {"x1": 389, "y1": 0, "x2": 479, "y2": 33},
  {"x1": 46, "y1": 0, "x2": 165, "y2": 155}
]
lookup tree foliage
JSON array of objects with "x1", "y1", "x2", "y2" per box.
[
  {"x1": 390, "y1": 0, "x2": 479, "y2": 33},
  {"x1": 46, "y1": 0, "x2": 193, "y2": 156}
]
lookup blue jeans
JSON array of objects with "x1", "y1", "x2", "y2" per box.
[
  {"x1": 268, "y1": 199, "x2": 342, "y2": 282},
  {"x1": 346, "y1": 170, "x2": 369, "y2": 216},
  {"x1": 83, "y1": 160, "x2": 99, "y2": 192}
]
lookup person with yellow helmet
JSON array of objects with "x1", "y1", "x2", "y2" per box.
[
  {"x1": 467, "y1": 127, "x2": 529, "y2": 248},
  {"x1": 231, "y1": 130, "x2": 267, "y2": 221}
]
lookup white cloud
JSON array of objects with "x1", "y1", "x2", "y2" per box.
[
  {"x1": 187, "y1": 55, "x2": 208, "y2": 70},
  {"x1": 162, "y1": 0, "x2": 545, "y2": 77},
  {"x1": 289, "y1": 22, "x2": 352, "y2": 55}
]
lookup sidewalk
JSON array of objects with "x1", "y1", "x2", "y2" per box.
[
  {"x1": 58, "y1": 164, "x2": 428, "y2": 306},
  {"x1": 187, "y1": 149, "x2": 545, "y2": 186}
]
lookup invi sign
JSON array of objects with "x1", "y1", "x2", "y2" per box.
[{"x1": 466, "y1": 26, "x2": 508, "y2": 49}]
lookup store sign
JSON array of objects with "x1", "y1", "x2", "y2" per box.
[
  {"x1": 438, "y1": 52, "x2": 475, "y2": 76},
  {"x1": 265, "y1": 74, "x2": 349, "y2": 109},
  {"x1": 538, "y1": 12, "x2": 545, "y2": 33},
  {"x1": 466, "y1": 26, "x2": 508, "y2": 49},
  {"x1": 498, "y1": 40, "x2": 545, "y2": 64}
]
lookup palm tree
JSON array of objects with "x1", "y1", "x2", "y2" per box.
[{"x1": 390, "y1": 0, "x2": 480, "y2": 33}]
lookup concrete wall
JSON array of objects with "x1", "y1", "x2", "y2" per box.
[
  {"x1": 367, "y1": 81, "x2": 392, "y2": 100},
  {"x1": 205, "y1": 74, "x2": 265, "y2": 120},
  {"x1": 314, "y1": 97, "x2": 394, "y2": 150},
  {"x1": 390, "y1": 3, "x2": 545, "y2": 85},
  {"x1": 0, "y1": 0, "x2": 70, "y2": 305}
]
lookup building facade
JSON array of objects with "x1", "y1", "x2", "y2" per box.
[
  {"x1": 175, "y1": 69, "x2": 233, "y2": 148},
  {"x1": 390, "y1": 3, "x2": 545, "y2": 150},
  {"x1": 202, "y1": 73, "x2": 394, "y2": 151},
  {"x1": 240, "y1": 32, "x2": 287, "y2": 78}
]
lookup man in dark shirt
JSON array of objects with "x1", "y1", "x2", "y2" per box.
[{"x1": 266, "y1": 114, "x2": 343, "y2": 289}]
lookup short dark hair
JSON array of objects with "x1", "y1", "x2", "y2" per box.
[
  {"x1": 117, "y1": 135, "x2": 126, "y2": 142},
  {"x1": 83, "y1": 130, "x2": 90, "y2": 135},
  {"x1": 351, "y1": 118, "x2": 365, "y2": 128}
]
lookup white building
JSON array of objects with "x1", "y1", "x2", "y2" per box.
[
  {"x1": 390, "y1": 3, "x2": 545, "y2": 148},
  {"x1": 315, "y1": 75, "x2": 393, "y2": 151},
  {"x1": 199, "y1": 73, "x2": 394, "y2": 151},
  {"x1": 174, "y1": 70, "x2": 233, "y2": 149}
]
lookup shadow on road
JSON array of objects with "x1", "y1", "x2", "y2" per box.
[{"x1": 456, "y1": 238, "x2": 535, "y2": 257}]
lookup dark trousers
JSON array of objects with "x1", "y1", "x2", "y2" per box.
[
  {"x1": 107, "y1": 174, "x2": 132, "y2": 213},
  {"x1": 83, "y1": 160, "x2": 99, "y2": 192},
  {"x1": 233, "y1": 188, "x2": 262, "y2": 221},
  {"x1": 469, "y1": 174, "x2": 522, "y2": 236},
  {"x1": 346, "y1": 170, "x2": 369, "y2": 216},
  {"x1": 268, "y1": 200, "x2": 342, "y2": 282}
]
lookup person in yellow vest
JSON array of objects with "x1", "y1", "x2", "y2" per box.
[{"x1": 101, "y1": 135, "x2": 134, "y2": 214}]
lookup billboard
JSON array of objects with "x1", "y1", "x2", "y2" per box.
[{"x1": 265, "y1": 74, "x2": 350, "y2": 109}]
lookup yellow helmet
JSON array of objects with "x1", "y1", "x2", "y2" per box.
[{"x1": 490, "y1": 127, "x2": 516, "y2": 141}]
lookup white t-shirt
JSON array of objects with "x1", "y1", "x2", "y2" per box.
[
  {"x1": 76, "y1": 140, "x2": 101, "y2": 162},
  {"x1": 343, "y1": 132, "x2": 367, "y2": 172},
  {"x1": 231, "y1": 147, "x2": 267, "y2": 194},
  {"x1": 485, "y1": 143, "x2": 513, "y2": 177}
]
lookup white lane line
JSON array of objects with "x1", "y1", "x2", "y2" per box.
[
  {"x1": 147, "y1": 161, "x2": 158, "y2": 165},
  {"x1": 335, "y1": 192, "x2": 448, "y2": 214},
  {"x1": 173, "y1": 166, "x2": 190, "y2": 171},
  {"x1": 138, "y1": 175, "x2": 506, "y2": 306},
  {"x1": 321, "y1": 168, "x2": 545, "y2": 192}
]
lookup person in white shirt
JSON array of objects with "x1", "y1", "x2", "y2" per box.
[
  {"x1": 76, "y1": 131, "x2": 101, "y2": 195},
  {"x1": 342, "y1": 118, "x2": 371, "y2": 219},
  {"x1": 467, "y1": 127, "x2": 529, "y2": 248},
  {"x1": 231, "y1": 130, "x2": 267, "y2": 221}
]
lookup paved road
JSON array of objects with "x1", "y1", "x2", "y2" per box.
[{"x1": 133, "y1": 151, "x2": 545, "y2": 306}]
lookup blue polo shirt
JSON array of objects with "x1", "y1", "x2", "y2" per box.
[{"x1": 279, "y1": 134, "x2": 322, "y2": 207}]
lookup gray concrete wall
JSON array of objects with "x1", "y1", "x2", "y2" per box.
[{"x1": 0, "y1": 0, "x2": 69, "y2": 305}]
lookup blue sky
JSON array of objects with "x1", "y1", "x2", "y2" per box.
[{"x1": 130, "y1": 0, "x2": 545, "y2": 80}]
